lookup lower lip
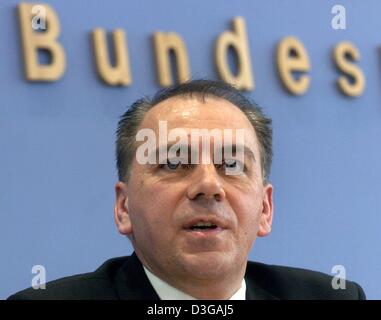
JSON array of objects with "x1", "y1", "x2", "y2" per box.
[{"x1": 183, "y1": 227, "x2": 224, "y2": 238}]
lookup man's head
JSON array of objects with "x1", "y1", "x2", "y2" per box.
[
  {"x1": 116, "y1": 80, "x2": 273, "y2": 184},
  {"x1": 114, "y1": 80, "x2": 274, "y2": 298}
]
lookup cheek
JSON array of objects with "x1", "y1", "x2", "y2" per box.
[
  {"x1": 239, "y1": 206, "x2": 261, "y2": 234},
  {"x1": 232, "y1": 193, "x2": 263, "y2": 237},
  {"x1": 129, "y1": 182, "x2": 181, "y2": 234}
]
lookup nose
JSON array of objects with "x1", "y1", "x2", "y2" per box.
[{"x1": 187, "y1": 164, "x2": 226, "y2": 202}]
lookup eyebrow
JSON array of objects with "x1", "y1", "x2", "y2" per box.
[
  {"x1": 220, "y1": 144, "x2": 256, "y2": 163},
  {"x1": 149, "y1": 143, "x2": 256, "y2": 163}
]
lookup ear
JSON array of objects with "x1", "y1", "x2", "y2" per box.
[
  {"x1": 257, "y1": 183, "x2": 274, "y2": 237},
  {"x1": 114, "y1": 181, "x2": 133, "y2": 236}
]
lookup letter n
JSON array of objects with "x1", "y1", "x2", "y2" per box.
[{"x1": 153, "y1": 32, "x2": 190, "y2": 87}]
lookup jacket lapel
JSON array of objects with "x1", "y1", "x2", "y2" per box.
[
  {"x1": 245, "y1": 275, "x2": 279, "y2": 300},
  {"x1": 113, "y1": 252, "x2": 278, "y2": 300},
  {"x1": 114, "y1": 252, "x2": 160, "y2": 300}
]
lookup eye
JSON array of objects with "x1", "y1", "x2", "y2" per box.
[
  {"x1": 221, "y1": 159, "x2": 246, "y2": 173},
  {"x1": 159, "y1": 159, "x2": 182, "y2": 171},
  {"x1": 224, "y1": 159, "x2": 238, "y2": 168}
]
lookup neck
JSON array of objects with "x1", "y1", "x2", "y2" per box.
[
  {"x1": 145, "y1": 262, "x2": 246, "y2": 299},
  {"x1": 171, "y1": 276, "x2": 245, "y2": 299},
  {"x1": 134, "y1": 249, "x2": 247, "y2": 299}
]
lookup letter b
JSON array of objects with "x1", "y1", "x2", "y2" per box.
[{"x1": 18, "y1": 3, "x2": 66, "y2": 81}]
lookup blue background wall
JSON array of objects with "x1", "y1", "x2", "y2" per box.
[{"x1": 1, "y1": 0, "x2": 380, "y2": 299}]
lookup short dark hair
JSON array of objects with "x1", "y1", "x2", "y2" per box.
[{"x1": 116, "y1": 79, "x2": 273, "y2": 184}]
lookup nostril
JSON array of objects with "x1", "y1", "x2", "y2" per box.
[
  {"x1": 191, "y1": 192, "x2": 222, "y2": 201},
  {"x1": 192, "y1": 193, "x2": 205, "y2": 200},
  {"x1": 214, "y1": 194, "x2": 221, "y2": 201}
]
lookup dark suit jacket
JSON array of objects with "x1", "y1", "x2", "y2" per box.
[{"x1": 8, "y1": 253, "x2": 366, "y2": 300}]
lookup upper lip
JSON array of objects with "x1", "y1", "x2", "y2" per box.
[{"x1": 182, "y1": 216, "x2": 229, "y2": 230}]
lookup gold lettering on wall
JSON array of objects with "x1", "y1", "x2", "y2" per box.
[
  {"x1": 215, "y1": 17, "x2": 254, "y2": 91},
  {"x1": 92, "y1": 28, "x2": 132, "y2": 86},
  {"x1": 277, "y1": 36, "x2": 310, "y2": 95},
  {"x1": 18, "y1": 2, "x2": 66, "y2": 81},
  {"x1": 153, "y1": 32, "x2": 190, "y2": 87},
  {"x1": 14, "y1": 4, "x2": 370, "y2": 96},
  {"x1": 333, "y1": 41, "x2": 365, "y2": 97}
]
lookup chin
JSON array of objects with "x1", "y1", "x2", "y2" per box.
[{"x1": 181, "y1": 251, "x2": 236, "y2": 279}]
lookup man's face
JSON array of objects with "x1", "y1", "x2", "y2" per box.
[{"x1": 114, "y1": 95, "x2": 273, "y2": 285}]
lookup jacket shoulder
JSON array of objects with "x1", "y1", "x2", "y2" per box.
[
  {"x1": 8, "y1": 256, "x2": 130, "y2": 300},
  {"x1": 246, "y1": 261, "x2": 366, "y2": 300}
]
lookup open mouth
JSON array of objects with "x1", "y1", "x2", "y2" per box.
[
  {"x1": 182, "y1": 216, "x2": 227, "y2": 236},
  {"x1": 189, "y1": 222, "x2": 218, "y2": 231}
]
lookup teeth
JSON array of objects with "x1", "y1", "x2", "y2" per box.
[{"x1": 192, "y1": 222, "x2": 215, "y2": 227}]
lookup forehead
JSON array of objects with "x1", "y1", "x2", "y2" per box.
[
  {"x1": 140, "y1": 95, "x2": 256, "y2": 135},
  {"x1": 138, "y1": 95, "x2": 260, "y2": 154}
]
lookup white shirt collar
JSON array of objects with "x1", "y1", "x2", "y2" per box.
[{"x1": 143, "y1": 266, "x2": 246, "y2": 300}]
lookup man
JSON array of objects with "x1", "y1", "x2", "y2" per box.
[{"x1": 9, "y1": 80, "x2": 365, "y2": 300}]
